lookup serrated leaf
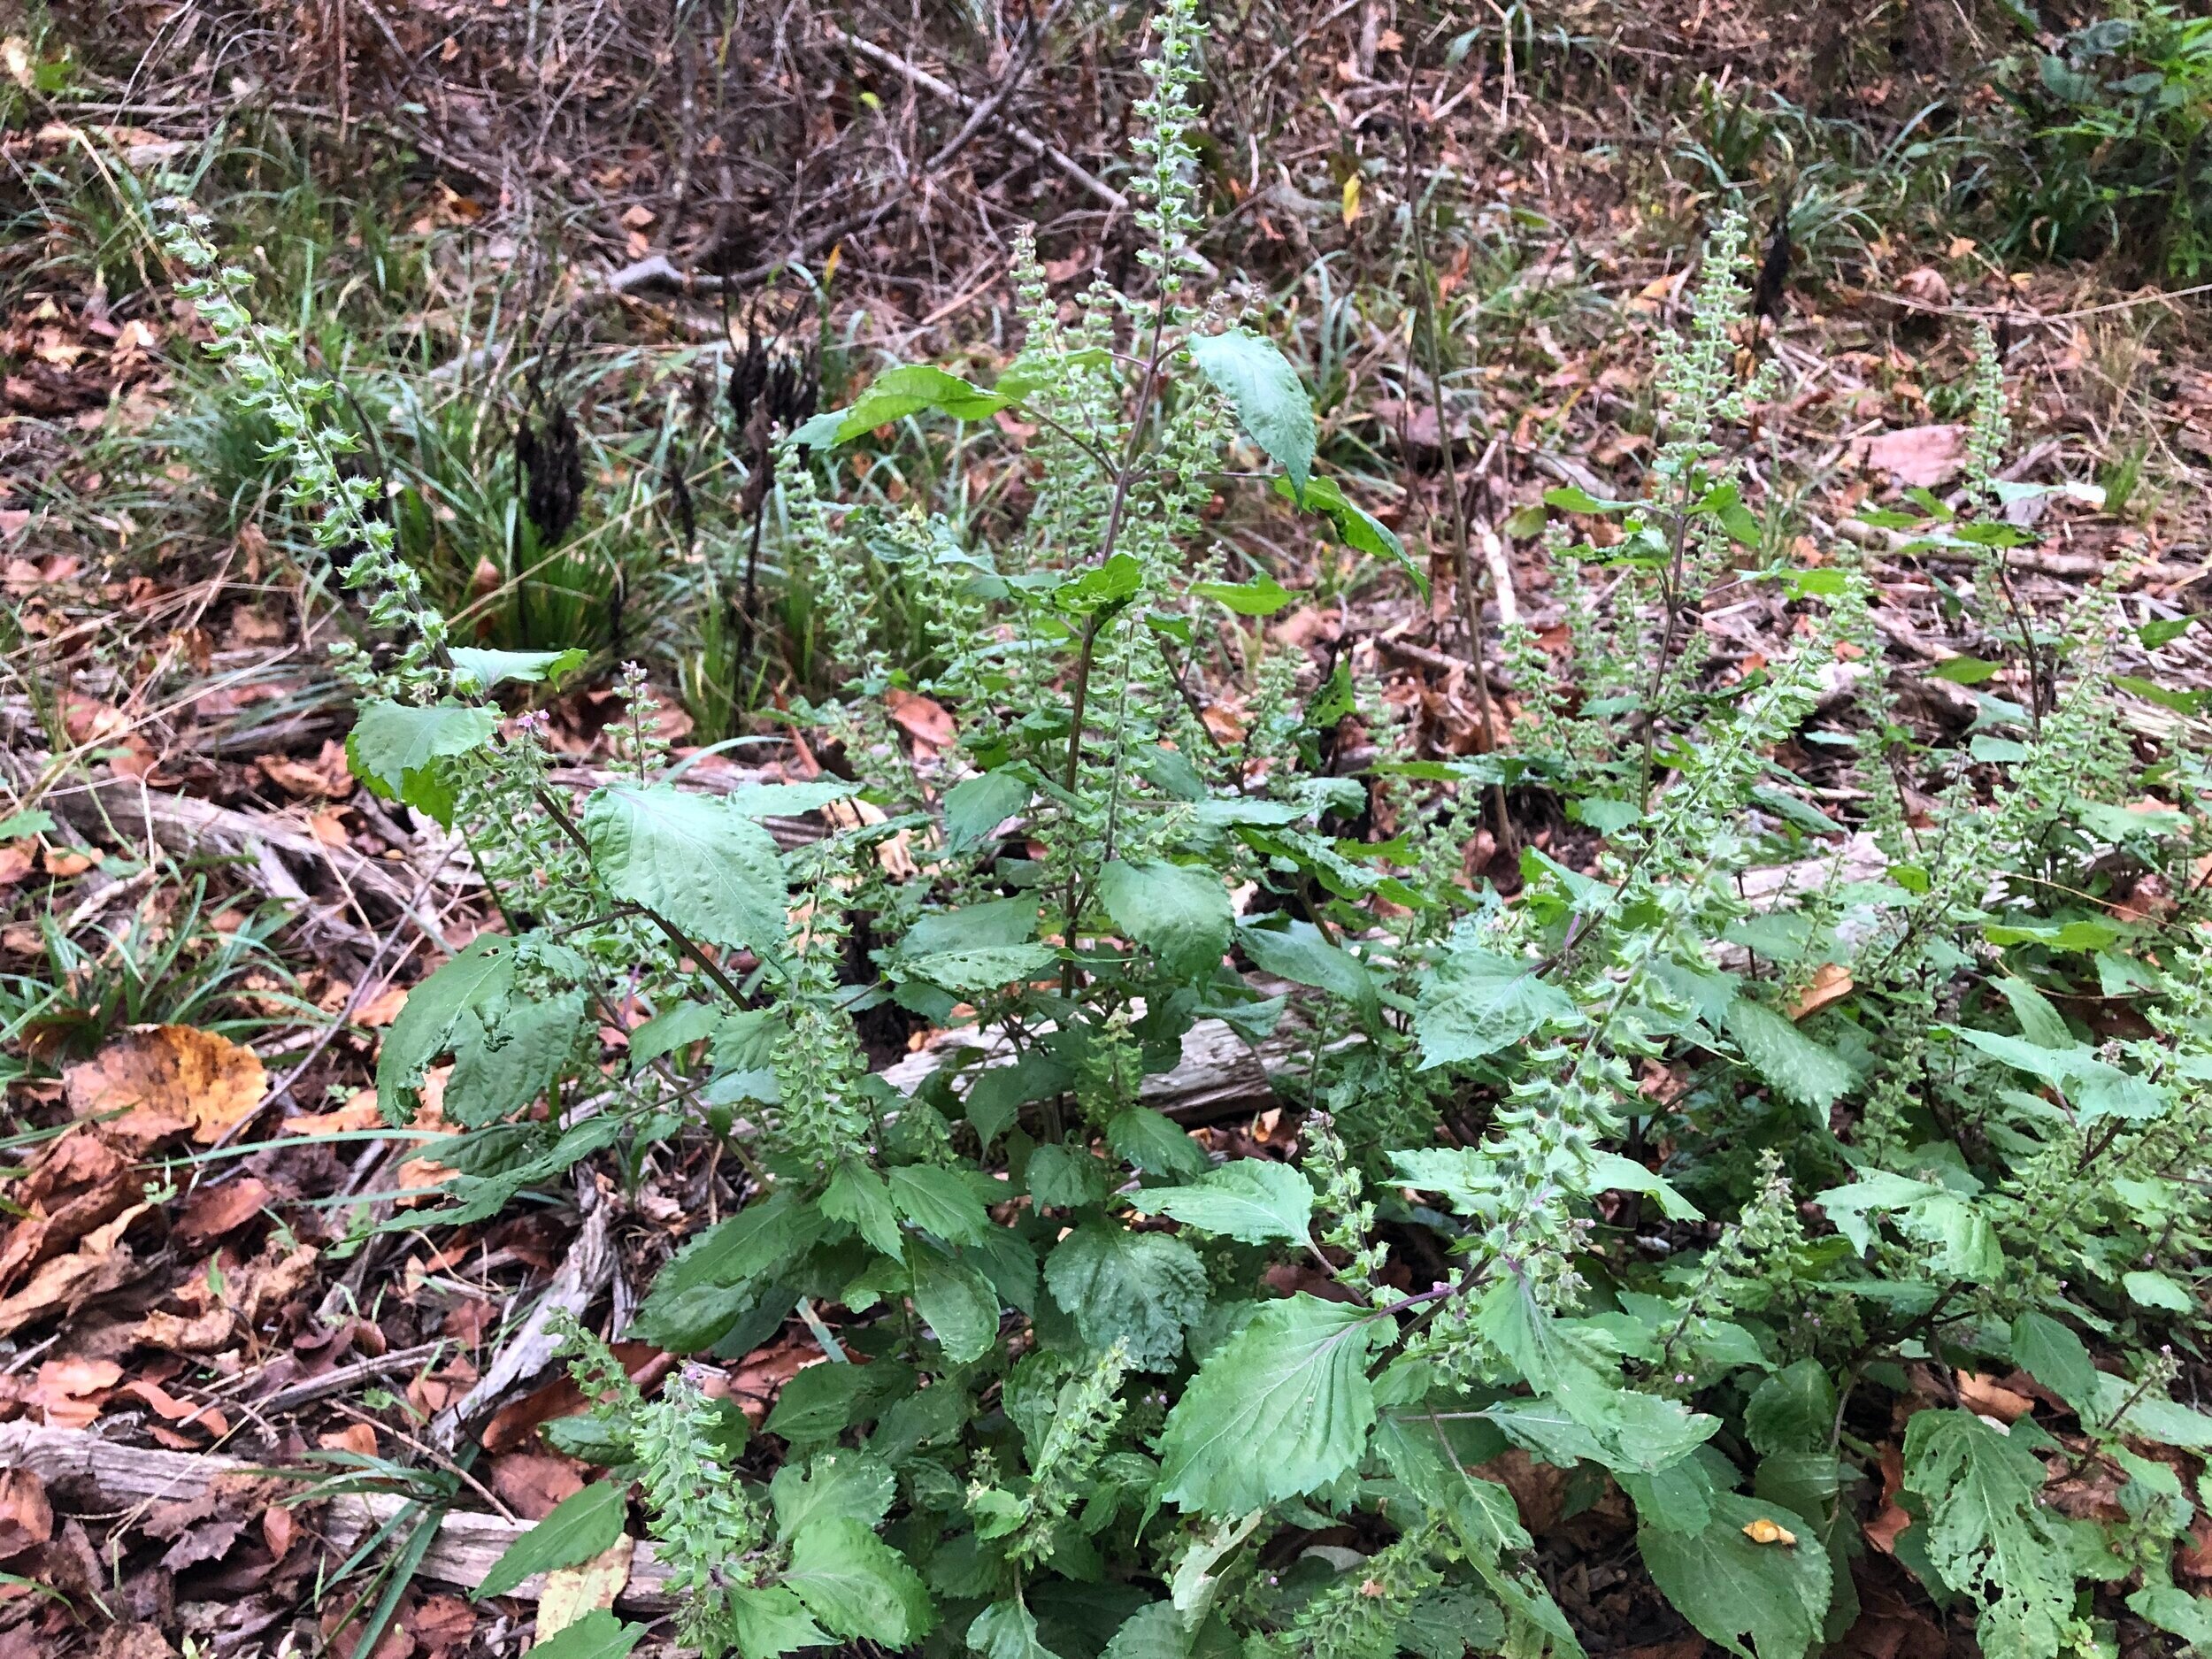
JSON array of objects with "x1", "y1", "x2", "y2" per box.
[
  {"x1": 1902, "y1": 1409, "x2": 2073, "y2": 1658},
  {"x1": 582, "y1": 783, "x2": 787, "y2": 954},
  {"x1": 1045, "y1": 1225, "x2": 1205, "y2": 1371},
  {"x1": 969, "y1": 1600, "x2": 1065, "y2": 1659},
  {"x1": 1187, "y1": 327, "x2": 1314, "y2": 495},
  {"x1": 1104, "y1": 1106, "x2": 1210, "y2": 1180},
  {"x1": 348, "y1": 701, "x2": 498, "y2": 825},
  {"x1": 2009, "y1": 1312, "x2": 2097, "y2": 1416},
  {"x1": 1098, "y1": 1601, "x2": 1187, "y2": 1659},
  {"x1": 899, "y1": 944, "x2": 1059, "y2": 995},
  {"x1": 887, "y1": 1165, "x2": 992, "y2": 1245},
  {"x1": 475, "y1": 1481, "x2": 626, "y2": 1600},
  {"x1": 525, "y1": 1609, "x2": 646, "y2": 1659},
  {"x1": 375, "y1": 935, "x2": 517, "y2": 1120},
  {"x1": 444, "y1": 989, "x2": 588, "y2": 1127},
  {"x1": 1128, "y1": 1161, "x2": 1314, "y2": 1245},
  {"x1": 1745, "y1": 1361, "x2": 1838, "y2": 1457},
  {"x1": 910, "y1": 1248, "x2": 1001, "y2": 1363},
  {"x1": 1156, "y1": 1294, "x2": 1379, "y2": 1515},
  {"x1": 825, "y1": 1156, "x2": 905, "y2": 1259},
  {"x1": 1095, "y1": 860, "x2": 1232, "y2": 980},
  {"x1": 719, "y1": 779, "x2": 863, "y2": 817},
  {"x1": 1236, "y1": 918, "x2": 1379, "y2": 1024},
  {"x1": 1413, "y1": 946, "x2": 1580, "y2": 1068},
  {"x1": 943, "y1": 770, "x2": 1031, "y2": 854},
  {"x1": 781, "y1": 1517, "x2": 934, "y2": 1644},
  {"x1": 1929, "y1": 655, "x2": 2001, "y2": 685},
  {"x1": 728, "y1": 1586, "x2": 833, "y2": 1657},
  {"x1": 770, "y1": 1452, "x2": 896, "y2": 1541},
  {"x1": 1639, "y1": 1493, "x2": 1831, "y2": 1659},
  {"x1": 449, "y1": 646, "x2": 588, "y2": 694},
  {"x1": 633, "y1": 1191, "x2": 826, "y2": 1352},
  {"x1": 1724, "y1": 998, "x2": 1855, "y2": 1113},
  {"x1": 1192, "y1": 573, "x2": 1297, "y2": 616},
  {"x1": 807, "y1": 364, "x2": 1011, "y2": 444},
  {"x1": 1586, "y1": 1151, "x2": 1701, "y2": 1220},
  {"x1": 1275, "y1": 474, "x2": 1427, "y2": 598}
]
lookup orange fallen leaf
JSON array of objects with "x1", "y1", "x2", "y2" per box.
[
  {"x1": 0, "y1": 1469, "x2": 51, "y2": 1559},
  {"x1": 319, "y1": 1423, "x2": 379, "y2": 1458},
  {"x1": 1789, "y1": 963, "x2": 1855, "y2": 1020},
  {"x1": 1957, "y1": 1371, "x2": 2036, "y2": 1425},
  {"x1": 0, "y1": 1204, "x2": 148, "y2": 1338},
  {"x1": 65, "y1": 1025, "x2": 266, "y2": 1145},
  {"x1": 1851, "y1": 424, "x2": 1966, "y2": 490},
  {"x1": 886, "y1": 687, "x2": 955, "y2": 749},
  {"x1": 32, "y1": 1356, "x2": 121, "y2": 1429},
  {"x1": 174, "y1": 1176, "x2": 273, "y2": 1245}
]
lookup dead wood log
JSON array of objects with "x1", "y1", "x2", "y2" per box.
[{"x1": 0, "y1": 1421, "x2": 675, "y2": 1609}]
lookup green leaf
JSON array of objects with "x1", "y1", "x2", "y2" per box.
[
  {"x1": 1099, "y1": 1602, "x2": 1189, "y2": 1659},
  {"x1": 1236, "y1": 918, "x2": 1379, "y2": 1024},
  {"x1": 899, "y1": 944, "x2": 1060, "y2": 995},
  {"x1": 728, "y1": 1586, "x2": 833, "y2": 1657},
  {"x1": 2124, "y1": 1269, "x2": 2195, "y2": 1313},
  {"x1": 1585, "y1": 1152, "x2": 1701, "y2": 1221},
  {"x1": 1044, "y1": 1225, "x2": 1207, "y2": 1371},
  {"x1": 963, "y1": 1051, "x2": 1070, "y2": 1147},
  {"x1": 1104, "y1": 1107, "x2": 1210, "y2": 1180},
  {"x1": 782, "y1": 1517, "x2": 935, "y2": 1644},
  {"x1": 1413, "y1": 946, "x2": 1580, "y2": 1069},
  {"x1": 887, "y1": 1165, "x2": 992, "y2": 1246},
  {"x1": 1639, "y1": 1493, "x2": 1832, "y2": 1659},
  {"x1": 910, "y1": 1248, "x2": 1002, "y2": 1363},
  {"x1": 1187, "y1": 327, "x2": 1315, "y2": 495},
  {"x1": 825, "y1": 1157, "x2": 905, "y2": 1259},
  {"x1": 582, "y1": 784, "x2": 787, "y2": 954},
  {"x1": 1399, "y1": 1586, "x2": 1506, "y2": 1659},
  {"x1": 1544, "y1": 484, "x2": 1636, "y2": 514},
  {"x1": 1128, "y1": 1161, "x2": 1315, "y2": 1245},
  {"x1": 1192, "y1": 574, "x2": 1297, "y2": 616},
  {"x1": 2009, "y1": 1312, "x2": 2097, "y2": 1416},
  {"x1": 1745, "y1": 1362, "x2": 1838, "y2": 1457},
  {"x1": 770, "y1": 1452, "x2": 896, "y2": 1541},
  {"x1": 968, "y1": 1600, "x2": 1065, "y2": 1659},
  {"x1": 1055, "y1": 554, "x2": 1143, "y2": 616},
  {"x1": 2129, "y1": 1585, "x2": 2212, "y2": 1647},
  {"x1": 0, "y1": 809, "x2": 57, "y2": 839},
  {"x1": 475, "y1": 1481, "x2": 627, "y2": 1600},
  {"x1": 633, "y1": 1191, "x2": 826, "y2": 1352},
  {"x1": 445, "y1": 990, "x2": 588, "y2": 1128},
  {"x1": 375, "y1": 936, "x2": 517, "y2": 1120},
  {"x1": 2116, "y1": 674, "x2": 2212, "y2": 716},
  {"x1": 524, "y1": 1610, "x2": 646, "y2": 1659},
  {"x1": 806, "y1": 364, "x2": 1012, "y2": 444},
  {"x1": 1095, "y1": 860, "x2": 1232, "y2": 981},
  {"x1": 1724, "y1": 999, "x2": 1855, "y2": 1114},
  {"x1": 719, "y1": 779, "x2": 863, "y2": 817},
  {"x1": 1275, "y1": 474, "x2": 1426, "y2": 598},
  {"x1": 2139, "y1": 616, "x2": 2196, "y2": 649},
  {"x1": 347, "y1": 701, "x2": 499, "y2": 826},
  {"x1": 449, "y1": 646, "x2": 589, "y2": 694},
  {"x1": 1929, "y1": 655, "x2": 2001, "y2": 686},
  {"x1": 1902, "y1": 1409, "x2": 2073, "y2": 1658},
  {"x1": 943, "y1": 770, "x2": 1031, "y2": 855},
  {"x1": 1155, "y1": 1294, "x2": 1379, "y2": 1516}
]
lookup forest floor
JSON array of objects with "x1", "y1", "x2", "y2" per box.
[{"x1": 3, "y1": 0, "x2": 2212, "y2": 1655}]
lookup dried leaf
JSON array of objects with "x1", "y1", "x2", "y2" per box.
[
  {"x1": 536, "y1": 1535, "x2": 634, "y2": 1638},
  {"x1": 1789, "y1": 964, "x2": 1855, "y2": 1021},
  {"x1": 0, "y1": 1469, "x2": 52, "y2": 1558},
  {"x1": 0, "y1": 1204, "x2": 147, "y2": 1338},
  {"x1": 1851, "y1": 425, "x2": 1965, "y2": 489},
  {"x1": 174, "y1": 1176, "x2": 273, "y2": 1245},
  {"x1": 65, "y1": 1025, "x2": 267, "y2": 1145}
]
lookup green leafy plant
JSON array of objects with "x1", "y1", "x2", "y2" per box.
[{"x1": 160, "y1": 4, "x2": 2212, "y2": 1653}]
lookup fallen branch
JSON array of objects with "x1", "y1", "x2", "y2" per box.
[{"x1": 0, "y1": 1422, "x2": 673, "y2": 1609}]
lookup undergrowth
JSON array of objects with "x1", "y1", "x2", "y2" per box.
[{"x1": 154, "y1": 2, "x2": 2212, "y2": 1654}]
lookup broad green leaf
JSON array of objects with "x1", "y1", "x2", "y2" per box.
[
  {"x1": 1995, "y1": 976, "x2": 2072, "y2": 1049},
  {"x1": 1055, "y1": 554, "x2": 1143, "y2": 616},
  {"x1": 899, "y1": 944, "x2": 1059, "y2": 995},
  {"x1": 1639, "y1": 1493, "x2": 1832, "y2": 1659},
  {"x1": 1724, "y1": 999, "x2": 1855, "y2": 1113},
  {"x1": 2129, "y1": 1585, "x2": 2212, "y2": 1647},
  {"x1": 1585, "y1": 1151, "x2": 1701, "y2": 1220},
  {"x1": 1095, "y1": 860, "x2": 1232, "y2": 980},
  {"x1": 887, "y1": 1165, "x2": 992, "y2": 1245},
  {"x1": 449, "y1": 645, "x2": 588, "y2": 693},
  {"x1": 445, "y1": 990, "x2": 588, "y2": 1127},
  {"x1": 1128, "y1": 1161, "x2": 1314, "y2": 1246},
  {"x1": 1399, "y1": 1586, "x2": 1506, "y2": 1659},
  {"x1": 348, "y1": 700, "x2": 499, "y2": 825},
  {"x1": 2124, "y1": 1269, "x2": 2195, "y2": 1313},
  {"x1": 910, "y1": 1248, "x2": 1002, "y2": 1363},
  {"x1": 963, "y1": 1050, "x2": 1070, "y2": 1146},
  {"x1": 633, "y1": 1191, "x2": 826, "y2": 1352},
  {"x1": 525, "y1": 1610, "x2": 646, "y2": 1659},
  {"x1": 824, "y1": 1157, "x2": 905, "y2": 1259},
  {"x1": 0, "y1": 809, "x2": 55, "y2": 839},
  {"x1": 1236, "y1": 918, "x2": 1379, "y2": 1023},
  {"x1": 1044, "y1": 1225, "x2": 1206, "y2": 1371},
  {"x1": 1902, "y1": 1409, "x2": 2073, "y2": 1658},
  {"x1": 1810, "y1": 1171, "x2": 1942, "y2": 1256},
  {"x1": 1099, "y1": 1601, "x2": 1188, "y2": 1659},
  {"x1": 781, "y1": 1517, "x2": 935, "y2": 1644},
  {"x1": 801, "y1": 364, "x2": 1013, "y2": 445},
  {"x1": 1745, "y1": 1361, "x2": 1838, "y2": 1457},
  {"x1": 727, "y1": 1586, "x2": 833, "y2": 1657},
  {"x1": 2139, "y1": 616, "x2": 2196, "y2": 649},
  {"x1": 475, "y1": 1481, "x2": 627, "y2": 1599},
  {"x1": 1929, "y1": 655, "x2": 2001, "y2": 685},
  {"x1": 1155, "y1": 1294, "x2": 1379, "y2": 1515},
  {"x1": 898, "y1": 897, "x2": 1040, "y2": 957},
  {"x1": 1544, "y1": 484, "x2": 1636, "y2": 513},
  {"x1": 770, "y1": 1452, "x2": 896, "y2": 1541},
  {"x1": 969, "y1": 1600, "x2": 1064, "y2": 1659},
  {"x1": 1192, "y1": 574, "x2": 1297, "y2": 616},
  {"x1": 943, "y1": 770, "x2": 1031, "y2": 855},
  {"x1": 1413, "y1": 946, "x2": 1580, "y2": 1069},
  {"x1": 1274, "y1": 473, "x2": 1427, "y2": 598},
  {"x1": 1104, "y1": 1107, "x2": 1210, "y2": 1180},
  {"x1": 375, "y1": 935, "x2": 517, "y2": 1120},
  {"x1": 719, "y1": 779, "x2": 863, "y2": 817},
  {"x1": 1620, "y1": 1455, "x2": 1717, "y2": 1536},
  {"x1": 628, "y1": 999, "x2": 720, "y2": 1068},
  {"x1": 2009, "y1": 1312, "x2": 2097, "y2": 1415},
  {"x1": 1187, "y1": 327, "x2": 1315, "y2": 495},
  {"x1": 582, "y1": 784, "x2": 787, "y2": 954},
  {"x1": 1029, "y1": 1144, "x2": 1110, "y2": 1209}
]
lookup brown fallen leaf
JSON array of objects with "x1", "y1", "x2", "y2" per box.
[
  {"x1": 885, "y1": 687, "x2": 955, "y2": 749},
  {"x1": 1790, "y1": 963, "x2": 1855, "y2": 1020},
  {"x1": 89, "y1": 1625, "x2": 177, "y2": 1659},
  {"x1": 0, "y1": 1469, "x2": 52, "y2": 1558},
  {"x1": 0, "y1": 1204, "x2": 148, "y2": 1338},
  {"x1": 65, "y1": 1025, "x2": 266, "y2": 1145},
  {"x1": 1956, "y1": 1371, "x2": 2036, "y2": 1425},
  {"x1": 319, "y1": 1423, "x2": 380, "y2": 1458},
  {"x1": 1851, "y1": 424, "x2": 1966, "y2": 490},
  {"x1": 490, "y1": 1450, "x2": 585, "y2": 1520},
  {"x1": 405, "y1": 1593, "x2": 476, "y2": 1659},
  {"x1": 173, "y1": 1176, "x2": 273, "y2": 1245},
  {"x1": 255, "y1": 740, "x2": 353, "y2": 800},
  {"x1": 31, "y1": 1355, "x2": 121, "y2": 1429}
]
